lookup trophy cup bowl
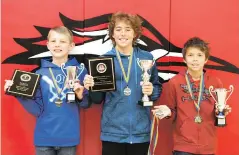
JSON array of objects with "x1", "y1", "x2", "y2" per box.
[
  {"x1": 66, "y1": 66, "x2": 77, "y2": 103},
  {"x1": 137, "y1": 58, "x2": 155, "y2": 106},
  {"x1": 61, "y1": 63, "x2": 85, "y2": 103},
  {"x1": 209, "y1": 85, "x2": 234, "y2": 127}
]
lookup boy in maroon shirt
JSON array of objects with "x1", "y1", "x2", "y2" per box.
[{"x1": 152, "y1": 37, "x2": 232, "y2": 155}]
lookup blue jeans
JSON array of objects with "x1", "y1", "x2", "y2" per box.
[
  {"x1": 173, "y1": 150, "x2": 214, "y2": 155},
  {"x1": 35, "y1": 146, "x2": 76, "y2": 155}
]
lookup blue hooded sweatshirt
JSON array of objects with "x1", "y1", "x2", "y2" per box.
[
  {"x1": 95, "y1": 47, "x2": 161, "y2": 143},
  {"x1": 17, "y1": 57, "x2": 90, "y2": 146}
]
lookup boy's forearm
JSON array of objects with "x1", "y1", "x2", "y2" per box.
[
  {"x1": 75, "y1": 91, "x2": 83, "y2": 100},
  {"x1": 150, "y1": 63, "x2": 162, "y2": 101},
  {"x1": 76, "y1": 94, "x2": 92, "y2": 109},
  {"x1": 17, "y1": 96, "x2": 43, "y2": 117},
  {"x1": 89, "y1": 91, "x2": 105, "y2": 104}
]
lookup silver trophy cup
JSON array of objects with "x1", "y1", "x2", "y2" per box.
[
  {"x1": 61, "y1": 63, "x2": 84, "y2": 103},
  {"x1": 137, "y1": 58, "x2": 155, "y2": 106},
  {"x1": 209, "y1": 85, "x2": 234, "y2": 127}
]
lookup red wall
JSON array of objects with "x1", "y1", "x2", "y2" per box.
[{"x1": 1, "y1": 0, "x2": 239, "y2": 155}]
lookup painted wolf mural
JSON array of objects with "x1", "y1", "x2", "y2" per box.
[{"x1": 2, "y1": 0, "x2": 239, "y2": 155}]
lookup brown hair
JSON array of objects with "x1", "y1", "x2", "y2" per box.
[
  {"x1": 47, "y1": 26, "x2": 73, "y2": 43},
  {"x1": 182, "y1": 37, "x2": 210, "y2": 60},
  {"x1": 108, "y1": 12, "x2": 143, "y2": 46}
]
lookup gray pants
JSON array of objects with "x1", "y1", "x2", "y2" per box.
[{"x1": 35, "y1": 146, "x2": 76, "y2": 155}]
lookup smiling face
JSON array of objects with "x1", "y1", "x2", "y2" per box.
[
  {"x1": 113, "y1": 20, "x2": 136, "y2": 51},
  {"x1": 47, "y1": 30, "x2": 75, "y2": 60},
  {"x1": 184, "y1": 47, "x2": 208, "y2": 73},
  {"x1": 182, "y1": 37, "x2": 210, "y2": 75},
  {"x1": 184, "y1": 47, "x2": 207, "y2": 73}
]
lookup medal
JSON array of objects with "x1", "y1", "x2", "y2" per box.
[
  {"x1": 194, "y1": 115, "x2": 202, "y2": 124},
  {"x1": 49, "y1": 68, "x2": 67, "y2": 107},
  {"x1": 116, "y1": 49, "x2": 133, "y2": 96},
  {"x1": 185, "y1": 71, "x2": 204, "y2": 124},
  {"x1": 124, "y1": 87, "x2": 131, "y2": 96},
  {"x1": 55, "y1": 98, "x2": 63, "y2": 107}
]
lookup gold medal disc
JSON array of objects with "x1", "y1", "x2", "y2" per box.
[
  {"x1": 55, "y1": 98, "x2": 63, "y2": 107},
  {"x1": 195, "y1": 115, "x2": 202, "y2": 124}
]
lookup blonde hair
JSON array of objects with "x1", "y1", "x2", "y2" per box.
[{"x1": 47, "y1": 26, "x2": 73, "y2": 43}]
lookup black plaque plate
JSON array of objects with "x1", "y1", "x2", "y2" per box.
[
  {"x1": 6, "y1": 70, "x2": 40, "y2": 98},
  {"x1": 88, "y1": 57, "x2": 116, "y2": 91}
]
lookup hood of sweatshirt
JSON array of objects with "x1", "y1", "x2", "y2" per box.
[{"x1": 40, "y1": 57, "x2": 80, "y2": 68}]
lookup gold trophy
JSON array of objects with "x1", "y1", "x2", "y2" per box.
[
  {"x1": 209, "y1": 85, "x2": 234, "y2": 127},
  {"x1": 137, "y1": 58, "x2": 155, "y2": 106},
  {"x1": 61, "y1": 63, "x2": 84, "y2": 103}
]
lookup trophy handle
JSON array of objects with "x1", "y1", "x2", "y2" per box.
[
  {"x1": 225, "y1": 85, "x2": 234, "y2": 103},
  {"x1": 60, "y1": 63, "x2": 67, "y2": 77},
  {"x1": 76, "y1": 63, "x2": 85, "y2": 79},
  {"x1": 209, "y1": 86, "x2": 218, "y2": 103},
  {"x1": 137, "y1": 58, "x2": 155, "y2": 70},
  {"x1": 149, "y1": 59, "x2": 156, "y2": 72},
  {"x1": 152, "y1": 59, "x2": 156, "y2": 66},
  {"x1": 136, "y1": 58, "x2": 143, "y2": 70}
]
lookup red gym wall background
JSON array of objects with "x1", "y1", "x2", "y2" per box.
[{"x1": 1, "y1": 0, "x2": 239, "y2": 155}]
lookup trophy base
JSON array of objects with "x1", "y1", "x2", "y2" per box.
[
  {"x1": 66, "y1": 92, "x2": 75, "y2": 103},
  {"x1": 215, "y1": 117, "x2": 226, "y2": 127},
  {"x1": 138, "y1": 101, "x2": 153, "y2": 107}
]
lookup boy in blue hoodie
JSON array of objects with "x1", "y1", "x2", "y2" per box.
[
  {"x1": 84, "y1": 12, "x2": 161, "y2": 155},
  {"x1": 4, "y1": 26, "x2": 90, "y2": 155}
]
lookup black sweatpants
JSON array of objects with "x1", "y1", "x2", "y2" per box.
[
  {"x1": 102, "y1": 141, "x2": 150, "y2": 155},
  {"x1": 173, "y1": 150, "x2": 214, "y2": 155}
]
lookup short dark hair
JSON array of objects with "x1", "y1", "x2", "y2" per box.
[
  {"x1": 182, "y1": 37, "x2": 210, "y2": 60},
  {"x1": 108, "y1": 12, "x2": 143, "y2": 46}
]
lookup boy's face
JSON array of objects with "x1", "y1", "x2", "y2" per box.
[
  {"x1": 184, "y1": 47, "x2": 208, "y2": 72},
  {"x1": 113, "y1": 20, "x2": 136, "y2": 50},
  {"x1": 47, "y1": 30, "x2": 75, "y2": 59}
]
